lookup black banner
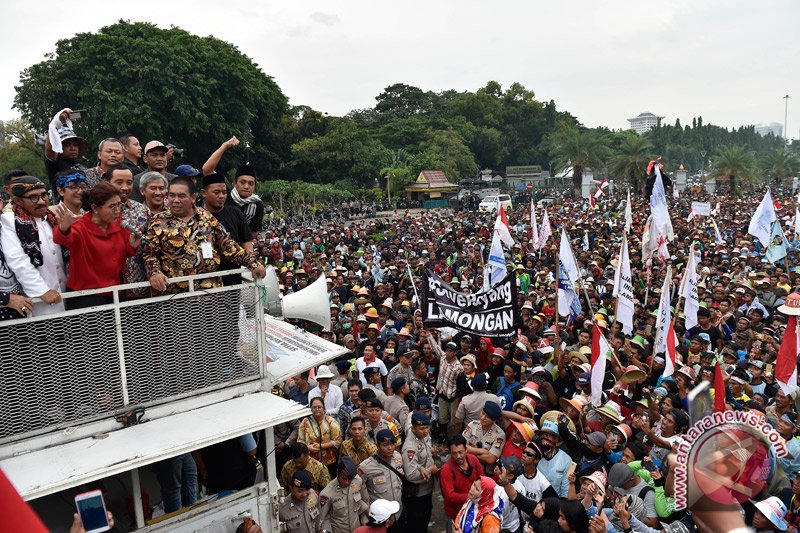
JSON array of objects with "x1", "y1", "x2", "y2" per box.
[{"x1": 421, "y1": 269, "x2": 519, "y2": 337}]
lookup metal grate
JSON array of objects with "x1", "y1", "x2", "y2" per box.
[{"x1": 0, "y1": 284, "x2": 261, "y2": 444}]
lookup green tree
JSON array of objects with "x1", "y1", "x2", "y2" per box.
[
  {"x1": 608, "y1": 135, "x2": 653, "y2": 190},
  {"x1": 0, "y1": 119, "x2": 46, "y2": 179},
  {"x1": 290, "y1": 118, "x2": 390, "y2": 186},
  {"x1": 14, "y1": 20, "x2": 289, "y2": 177},
  {"x1": 709, "y1": 145, "x2": 756, "y2": 195},
  {"x1": 417, "y1": 129, "x2": 477, "y2": 181},
  {"x1": 545, "y1": 124, "x2": 611, "y2": 196},
  {"x1": 760, "y1": 149, "x2": 800, "y2": 187}
]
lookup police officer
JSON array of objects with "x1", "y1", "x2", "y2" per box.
[
  {"x1": 404, "y1": 396, "x2": 433, "y2": 435},
  {"x1": 383, "y1": 376, "x2": 411, "y2": 430},
  {"x1": 463, "y1": 400, "x2": 505, "y2": 474},
  {"x1": 278, "y1": 471, "x2": 320, "y2": 533},
  {"x1": 401, "y1": 411, "x2": 440, "y2": 531},
  {"x1": 319, "y1": 457, "x2": 369, "y2": 533},
  {"x1": 454, "y1": 373, "x2": 500, "y2": 432},
  {"x1": 359, "y1": 428, "x2": 405, "y2": 531},
  {"x1": 362, "y1": 397, "x2": 401, "y2": 444}
]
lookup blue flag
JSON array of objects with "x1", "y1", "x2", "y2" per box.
[{"x1": 766, "y1": 221, "x2": 788, "y2": 264}]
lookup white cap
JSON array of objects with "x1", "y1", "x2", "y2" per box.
[{"x1": 369, "y1": 499, "x2": 400, "y2": 523}]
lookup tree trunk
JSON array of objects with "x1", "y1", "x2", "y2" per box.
[{"x1": 573, "y1": 165, "x2": 583, "y2": 197}]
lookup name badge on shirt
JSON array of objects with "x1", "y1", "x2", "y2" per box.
[{"x1": 201, "y1": 241, "x2": 213, "y2": 259}]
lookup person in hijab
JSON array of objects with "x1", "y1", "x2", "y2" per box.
[{"x1": 453, "y1": 476, "x2": 506, "y2": 533}]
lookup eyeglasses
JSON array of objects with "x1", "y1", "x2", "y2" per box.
[
  {"x1": 22, "y1": 192, "x2": 49, "y2": 202},
  {"x1": 522, "y1": 451, "x2": 537, "y2": 457}
]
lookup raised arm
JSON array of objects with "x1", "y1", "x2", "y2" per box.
[{"x1": 202, "y1": 136, "x2": 239, "y2": 175}]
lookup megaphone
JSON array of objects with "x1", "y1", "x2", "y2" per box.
[{"x1": 263, "y1": 266, "x2": 332, "y2": 330}]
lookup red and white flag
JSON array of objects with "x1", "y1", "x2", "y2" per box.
[
  {"x1": 494, "y1": 204, "x2": 514, "y2": 248},
  {"x1": 593, "y1": 178, "x2": 608, "y2": 199},
  {"x1": 590, "y1": 322, "x2": 611, "y2": 406},
  {"x1": 776, "y1": 315, "x2": 799, "y2": 395}
]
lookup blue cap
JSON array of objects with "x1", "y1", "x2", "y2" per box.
[
  {"x1": 415, "y1": 396, "x2": 431, "y2": 409},
  {"x1": 174, "y1": 164, "x2": 200, "y2": 177},
  {"x1": 411, "y1": 411, "x2": 431, "y2": 425},
  {"x1": 577, "y1": 373, "x2": 591, "y2": 386},
  {"x1": 292, "y1": 470, "x2": 312, "y2": 489},
  {"x1": 471, "y1": 373, "x2": 487, "y2": 390},
  {"x1": 483, "y1": 401, "x2": 502, "y2": 421},
  {"x1": 363, "y1": 366, "x2": 380, "y2": 377},
  {"x1": 339, "y1": 456, "x2": 358, "y2": 478},
  {"x1": 500, "y1": 455, "x2": 524, "y2": 478},
  {"x1": 375, "y1": 429, "x2": 395, "y2": 443},
  {"x1": 335, "y1": 360, "x2": 351, "y2": 373}
]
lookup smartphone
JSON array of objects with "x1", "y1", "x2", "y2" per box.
[
  {"x1": 75, "y1": 490, "x2": 110, "y2": 533},
  {"x1": 566, "y1": 461, "x2": 577, "y2": 478},
  {"x1": 69, "y1": 109, "x2": 87, "y2": 120},
  {"x1": 687, "y1": 380, "x2": 713, "y2": 426}
]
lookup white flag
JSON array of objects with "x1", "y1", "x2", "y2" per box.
[
  {"x1": 680, "y1": 249, "x2": 700, "y2": 330},
  {"x1": 748, "y1": 189, "x2": 777, "y2": 247},
  {"x1": 559, "y1": 228, "x2": 581, "y2": 284},
  {"x1": 487, "y1": 231, "x2": 506, "y2": 287},
  {"x1": 711, "y1": 217, "x2": 725, "y2": 244},
  {"x1": 537, "y1": 208, "x2": 552, "y2": 249},
  {"x1": 624, "y1": 189, "x2": 632, "y2": 234},
  {"x1": 795, "y1": 207, "x2": 800, "y2": 237},
  {"x1": 613, "y1": 236, "x2": 635, "y2": 335},
  {"x1": 650, "y1": 166, "x2": 674, "y2": 241},
  {"x1": 654, "y1": 266, "x2": 674, "y2": 376},
  {"x1": 582, "y1": 231, "x2": 589, "y2": 251},
  {"x1": 530, "y1": 199, "x2": 539, "y2": 247}
]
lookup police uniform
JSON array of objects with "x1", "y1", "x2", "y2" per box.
[
  {"x1": 456, "y1": 390, "x2": 500, "y2": 427},
  {"x1": 402, "y1": 414, "x2": 438, "y2": 531},
  {"x1": 463, "y1": 419, "x2": 505, "y2": 473},
  {"x1": 278, "y1": 473, "x2": 321, "y2": 533},
  {"x1": 359, "y1": 454, "x2": 404, "y2": 520},
  {"x1": 318, "y1": 474, "x2": 369, "y2": 533},
  {"x1": 364, "y1": 414, "x2": 401, "y2": 444},
  {"x1": 383, "y1": 394, "x2": 410, "y2": 430}
]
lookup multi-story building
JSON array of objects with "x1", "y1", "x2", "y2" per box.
[
  {"x1": 627, "y1": 112, "x2": 664, "y2": 134},
  {"x1": 754, "y1": 122, "x2": 783, "y2": 138}
]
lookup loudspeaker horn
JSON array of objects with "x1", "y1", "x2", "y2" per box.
[{"x1": 279, "y1": 273, "x2": 332, "y2": 330}]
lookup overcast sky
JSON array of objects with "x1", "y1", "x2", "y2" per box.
[{"x1": 1, "y1": 0, "x2": 798, "y2": 138}]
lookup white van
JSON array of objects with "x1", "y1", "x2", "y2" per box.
[{"x1": 478, "y1": 194, "x2": 513, "y2": 212}]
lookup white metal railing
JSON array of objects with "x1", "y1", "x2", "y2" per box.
[{"x1": 0, "y1": 269, "x2": 266, "y2": 446}]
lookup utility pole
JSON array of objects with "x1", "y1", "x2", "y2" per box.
[{"x1": 785, "y1": 94, "x2": 790, "y2": 145}]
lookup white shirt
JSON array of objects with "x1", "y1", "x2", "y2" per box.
[
  {"x1": 515, "y1": 469, "x2": 553, "y2": 521},
  {"x1": 355, "y1": 357, "x2": 388, "y2": 390},
  {"x1": 307, "y1": 384, "x2": 344, "y2": 416},
  {"x1": 0, "y1": 212, "x2": 66, "y2": 315}
]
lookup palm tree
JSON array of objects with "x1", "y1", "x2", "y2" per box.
[
  {"x1": 546, "y1": 124, "x2": 611, "y2": 196},
  {"x1": 761, "y1": 149, "x2": 800, "y2": 187},
  {"x1": 709, "y1": 145, "x2": 756, "y2": 195},
  {"x1": 608, "y1": 136, "x2": 653, "y2": 191}
]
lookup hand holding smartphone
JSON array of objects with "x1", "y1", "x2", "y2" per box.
[{"x1": 74, "y1": 490, "x2": 111, "y2": 533}]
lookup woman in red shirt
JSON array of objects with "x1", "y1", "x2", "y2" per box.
[{"x1": 53, "y1": 182, "x2": 139, "y2": 310}]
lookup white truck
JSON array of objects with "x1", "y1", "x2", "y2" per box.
[{"x1": 0, "y1": 270, "x2": 345, "y2": 532}]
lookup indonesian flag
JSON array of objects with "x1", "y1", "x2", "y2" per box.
[
  {"x1": 590, "y1": 322, "x2": 611, "y2": 406},
  {"x1": 494, "y1": 204, "x2": 514, "y2": 248},
  {"x1": 776, "y1": 315, "x2": 799, "y2": 395},
  {"x1": 589, "y1": 194, "x2": 596, "y2": 209},
  {"x1": 714, "y1": 360, "x2": 726, "y2": 412},
  {"x1": 711, "y1": 200, "x2": 721, "y2": 216},
  {"x1": 594, "y1": 178, "x2": 608, "y2": 199}
]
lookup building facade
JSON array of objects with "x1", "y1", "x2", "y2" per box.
[{"x1": 627, "y1": 112, "x2": 664, "y2": 135}]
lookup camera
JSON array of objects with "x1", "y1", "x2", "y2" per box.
[{"x1": 166, "y1": 144, "x2": 185, "y2": 157}]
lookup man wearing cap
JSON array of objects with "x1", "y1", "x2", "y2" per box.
[
  {"x1": 363, "y1": 367, "x2": 389, "y2": 403},
  {"x1": 386, "y1": 349, "x2": 414, "y2": 393},
  {"x1": 510, "y1": 439, "x2": 558, "y2": 523},
  {"x1": 319, "y1": 457, "x2": 370, "y2": 533},
  {"x1": 463, "y1": 401, "x2": 505, "y2": 474},
  {"x1": 402, "y1": 411, "x2": 439, "y2": 530},
  {"x1": 309, "y1": 365, "x2": 345, "y2": 416},
  {"x1": 362, "y1": 397, "x2": 401, "y2": 444},
  {"x1": 130, "y1": 140, "x2": 176, "y2": 202},
  {"x1": 383, "y1": 377, "x2": 410, "y2": 430},
  {"x1": 607, "y1": 462, "x2": 659, "y2": 528},
  {"x1": 359, "y1": 429, "x2": 405, "y2": 527},
  {"x1": 1, "y1": 176, "x2": 67, "y2": 315},
  {"x1": 278, "y1": 470, "x2": 320, "y2": 533},
  {"x1": 536, "y1": 420, "x2": 572, "y2": 498},
  {"x1": 454, "y1": 373, "x2": 500, "y2": 433},
  {"x1": 200, "y1": 172, "x2": 253, "y2": 282},
  {"x1": 43, "y1": 107, "x2": 89, "y2": 193}
]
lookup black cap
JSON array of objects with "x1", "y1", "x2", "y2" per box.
[
  {"x1": 339, "y1": 456, "x2": 358, "y2": 478},
  {"x1": 364, "y1": 398, "x2": 383, "y2": 410},
  {"x1": 390, "y1": 376, "x2": 407, "y2": 390},
  {"x1": 375, "y1": 429, "x2": 395, "y2": 443},
  {"x1": 292, "y1": 470, "x2": 312, "y2": 489}
]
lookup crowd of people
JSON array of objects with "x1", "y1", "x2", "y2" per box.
[{"x1": 2, "y1": 105, "x2": 800, "y2": 533}]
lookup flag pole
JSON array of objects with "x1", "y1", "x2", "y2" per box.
[{"x1": 406, "y1": 263, "x2": 421, "y2": 305}]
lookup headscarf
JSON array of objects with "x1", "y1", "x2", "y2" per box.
[
  {"x1": 455, "y1": 476, "x2": 505, "y2": 533},
  {"x1": 476, "y1": 337, "x2": 495, "y2": 371},
  {"x1": 54, "y1": 170, "x2": 87, "y2": 190},
  {"x1": 537, "y1": 497, "x2": 561, "y2": 522}
]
